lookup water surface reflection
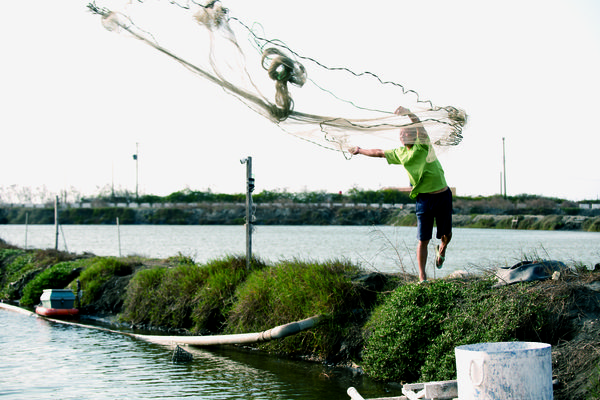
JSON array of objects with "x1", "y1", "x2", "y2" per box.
[{"x1": 0, "y1": 310, "x2": 389, "y2": 399}]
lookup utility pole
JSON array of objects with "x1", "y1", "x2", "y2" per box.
[
  {"x1": 54, "y1": 195, "x2": 59, "y2": 250},
  {"x1": 240, "y1": 157, "x2": 254, "y2": 269},
  {"x1": 111, "y1": 162, "x2": 115, "y2": 200},
  {"x1": 133, "y1": 142, "x2": 139, "y2": 201},
  {"x1": 502, "y1": 137, "x2": 507, "y2": 199}
]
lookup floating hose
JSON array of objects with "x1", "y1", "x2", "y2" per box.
[{"x1": 0, "y1": 303, "x2": 321, "y2": 347}]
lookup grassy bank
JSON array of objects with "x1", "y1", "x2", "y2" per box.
[
  {"x1": 449, "y1": 214, "x2": 600, "y2": 232},
  {"x1": 1, "y1": 242, "x2": 599, "y2": 399}
]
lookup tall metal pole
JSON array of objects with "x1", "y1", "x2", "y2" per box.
[
  {"x1": 111, "y1": 162, "x2": 115, "y2": 200},
  {"x1": 25, "y1": 212, "x2": 29, "y2": 250},
  {"x1": 116, "y1": 217, "x2": 122, "y2": 257},
  {"x1": 54, "y1": 195, "x2": 59, "y2": 250},
  {"x1": 241, "y1": 157, "x2": 254, "y2": 269},
  {"x1": 134, "y1": 142, "x2": 139, "y2": 201},
  {"x1": 502, "y1": 137, "x2": 507, "y2": 198}
]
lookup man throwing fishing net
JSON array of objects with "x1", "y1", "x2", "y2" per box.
[{"x1": 350, "y1": 106, "x2": 452, "y2": 282}]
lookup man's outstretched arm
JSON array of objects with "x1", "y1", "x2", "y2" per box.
[{"x1": 349, "y1": 147, "x2": 385, "y2": 158}]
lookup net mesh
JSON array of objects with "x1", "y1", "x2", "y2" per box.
[
  {"x1": 172, "y1": 345, "x2": 193, "y2": 363},
  {"x1": 88, "y1": 1, "x2": 467, "y2": 160}
]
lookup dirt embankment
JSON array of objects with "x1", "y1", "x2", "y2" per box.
[{"x1": 548, "y1": 278, "x2": 600, "y2": 399}]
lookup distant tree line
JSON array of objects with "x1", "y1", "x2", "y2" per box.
[
  {"x1": 88, "y1": 187, "x2": 415, "y2": 206},
  {"x1": 2, "y1": 185, "x2": 599, "y2": 217}
]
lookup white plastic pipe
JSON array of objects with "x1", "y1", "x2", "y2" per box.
[
  {"x1": 130, "y1": 315, "x2": 322, "y2": 346},
  {"x1": 347, "y1": 387, "x2": 366, "y2": 400},
  {"x1": 0, "y1": 302, "x2": 321, "y2": 348}
]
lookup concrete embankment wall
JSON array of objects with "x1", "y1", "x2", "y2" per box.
[{"x1": 2, "y1": 203, "x2": 598, "y2": 230}]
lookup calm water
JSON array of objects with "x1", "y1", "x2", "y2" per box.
[
  {"x1": 1, "y1": 226, "x2": 599, "y2": 399},
  {"x1": 0, "y1": 308, "x2": 388, "y2": 399},
  {"x1": 1, "y1": 225, "x2": 599, "y2": 277}
]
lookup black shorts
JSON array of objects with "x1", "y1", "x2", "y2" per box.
[{"x1": 415, "y1": 187, "x2": 453, "y2": 241}]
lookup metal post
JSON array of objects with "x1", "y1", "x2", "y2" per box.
[
  {"x1": 117, "y1": 217, "x2": 122, "y2": 257},
  {"x1": 111, "y1": 162, "x2": 115, "y2": 200},
  {"x1": 241, "y1": 157, "x2": 254, "y2": 269},
  {"x1": 502, "y1": 137, "x2": 507, "y2": 198},
  {"x1": 25, "y1": 212, "x2": 28, "y2": 250},
  {"x1": 54, "y1": 195, "x2": 59, "y2": 250},
  {"x1": 134, "y1": 142, "x2": 139, "y2": 201}
]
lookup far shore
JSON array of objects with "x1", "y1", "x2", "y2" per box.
[{"x1": 1, "y1": 202, "x2": 599, "y2": 232}]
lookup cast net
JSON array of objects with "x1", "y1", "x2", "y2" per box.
[{"x1": 88, "y1": 1, "x2": 467, "y2": 160}]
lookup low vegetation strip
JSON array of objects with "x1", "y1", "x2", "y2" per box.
[
  {"x1": 2, "y1": 189, "x2": 599, "y2": 230},
  {"x1": 452, "y1": 214, "x2": 600, "y2": 232},
  {"x1": 1, "y1": 241, "x2": 599, "y2": 399}
]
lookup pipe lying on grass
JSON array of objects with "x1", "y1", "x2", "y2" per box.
[{"x1": 130, "y1": 315, "x2": 322, "y2": 346}]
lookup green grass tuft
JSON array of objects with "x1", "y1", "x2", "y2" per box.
[
  {"x1": 120, "y1": 266, "x2": 168, "y2": 325},
  {"x1": 120, "y1": 255, "x2": 265, "y2": 330},
  {"x1": 226, "y1": 258, "x2": 364, "y2": 357},
  {"x1": 191, "y1": 255, "x2": 266, "y2": 333},
  {"x1": 0, "y1": 248, "x2": 79, "y2": 301},
  {"x1": 0, "y1": 251, "x2": 33, "y2": 300},
  {"x1": 75, "y1": 257, "x2": 138, "y2": 306}
]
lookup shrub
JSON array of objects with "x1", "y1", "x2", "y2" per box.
[
  {"x1": 362, "y1": 278, "x2": 547, "y2": 383},
  {"x1": 0, "y1": 249, "x2": 29, "y2": 279},
  {"x1": 419, "y1": 279, "x2": 546, "y2": 382},
  {"x1": 1, "y1": 249, "x2": 77, "y2": 301},
  {"x1": 532, "y1": 215, "x2": 565, "y2": 230},
  {"x1": 584, "y1": 217, "x2": 600, "y2": 232},
  {"x1": 0, "y1": 248, "x2": 25, "y2": 266},
  {"x1": 0, "y1": 251, "x2": 32, "y2": 300},
  {"x1": 147, "y1": 208, "x2": 193, "y2": 224},
  {"x1": 20, "y1": 261, "x2": 83, "y2": 307},
  {"x1": 390, "y1": 212, "x2": 417, "y2": 226},
  {"x1": 362, "y1": 280, "x2": 461, "y2": 382},
  {"x1": 471, "y1": 217, "x2": 496, "y2": 228},
  {"x1": 588, "y1": 361, "x2": 600, "y2": 399},
  {"x1": 495, "y1": 216, "x2": 515, "y2": 229},
  {"x1": 516, "y1": 216, "x2": 542, "y2": 230}
]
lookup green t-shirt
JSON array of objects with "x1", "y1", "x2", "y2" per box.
[{"x1": 384, "y1": 144, "x2": 447, "y2": 199}]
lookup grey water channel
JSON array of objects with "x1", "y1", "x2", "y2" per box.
[{"x1": 0, "y1": 308, "x2": 388, "y2": 399}]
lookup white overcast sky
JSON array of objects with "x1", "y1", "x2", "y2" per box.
[{"x1": 1, "y1": 0, "x2": 599, "y2": 201}]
